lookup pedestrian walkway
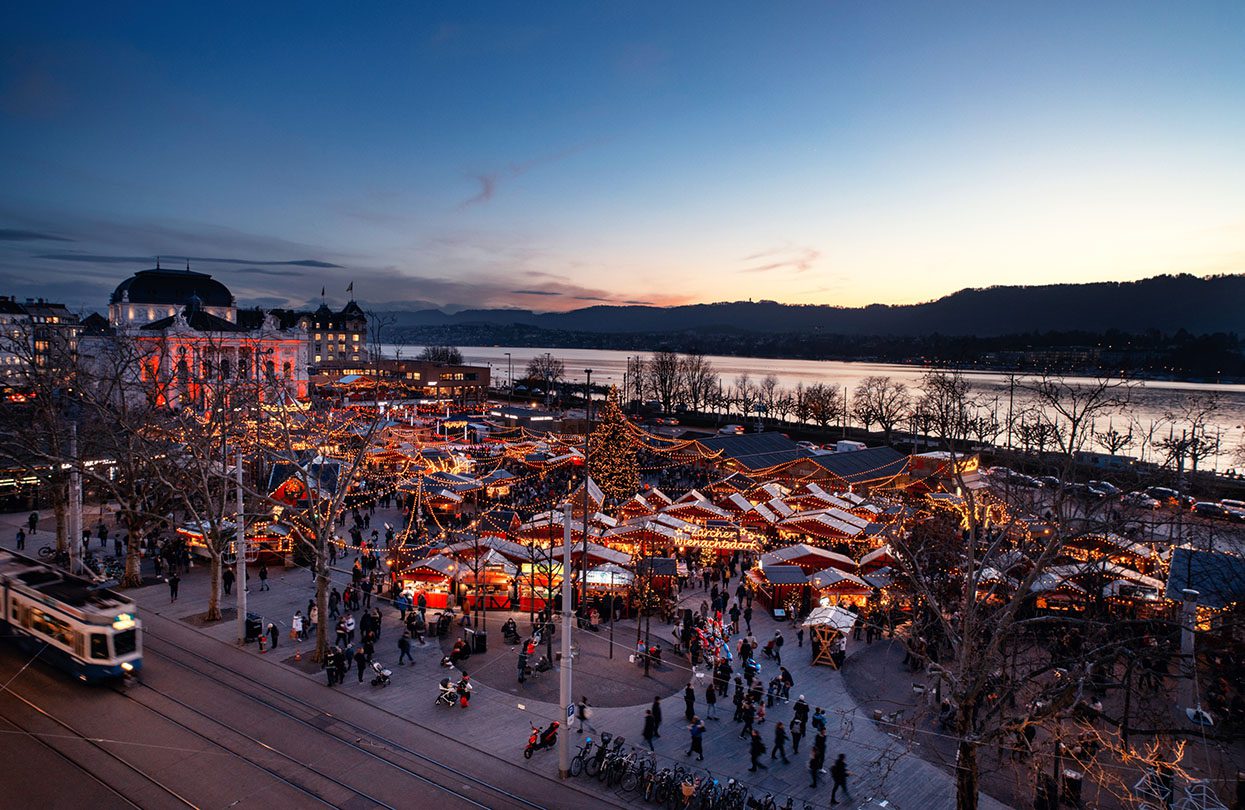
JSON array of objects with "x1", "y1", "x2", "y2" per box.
[{"x1": 2, "y1": 503, "x2": 1005, "y2": 808}]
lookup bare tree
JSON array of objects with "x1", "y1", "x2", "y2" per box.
[
  {"x1": 805, "y1": 382, "x2": 842, "y2": 429},
  {"x1": 852, "y1": 375, "x2": 910, "y2": 444},
  {"x1": 678, "y1": 352, "x2": 717, "y2": 413},
  {"x1": 646, "y1": 350, "x2": 682, "y2": 413},
  {"x1": 416, "y1": 345, "x2": 463, "y2": 364},
  {"x1": 525, "y1": 353, "x2": 565, "y2": 405}
]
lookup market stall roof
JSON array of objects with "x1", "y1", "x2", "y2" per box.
[
  {"x1": 761, "y1": 543, "x2": 855, "y2": 571},
  {"x1": 808, "y1": 446, "x2": 908, "y2": 485},
  {"x1": 403, "y1": 555, "x2": 458, "y2": 577},
  {"x1": 587, "y1": 562, "x2": 635, "y2": 586},
  {"x1": 858, "y1": 544, "x2": 894, "y2": 570},
  {"x1": 1166, "y1": 547, "x2": 1245, "y2": 609},
  {"x1": 637, "y1": 557, "x2": 679, "y2": 577},
  {"x1": 809, "y1": 567, "x2": 871, "y2": 592},
  {"x1": 801, "y1": 604, "x2": 857, "y2": 633},
  {"x1": 696, "y1": 432, "x2": 807, "y2": 471},
  {"x1": 752, "y1": 564, "x2": 808, "y2": 586}
]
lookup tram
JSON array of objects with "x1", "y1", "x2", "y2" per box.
[{"x1": 0, "y1": 549, "x2": 142, "y2": 682}]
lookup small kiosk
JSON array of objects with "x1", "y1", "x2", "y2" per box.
[{"x1": 802, "y1": 604, "x2": 857, "y2": 668}]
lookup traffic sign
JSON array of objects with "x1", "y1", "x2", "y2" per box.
[{"x1": 567, "y1": 703, "x2": 575, "y2": 720}]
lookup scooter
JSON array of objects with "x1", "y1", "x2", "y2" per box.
[
  {"x1": 523, "y1": 721, "x2": 559, "y2": 758},
  {"x1": 370, "y1": 660, "x2": 392, "y2": 687}
]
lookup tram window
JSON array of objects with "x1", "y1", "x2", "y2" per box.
[
  {"x1": 114, "y1": 629, "x2": 137, "y2": 656},
  {"x1": 29, "y1": 608, "x2": 72, "y2": 647},
  {"x1": 90, "y1": 634, "x2": 109, "y2": 660}
]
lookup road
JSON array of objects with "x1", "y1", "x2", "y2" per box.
[{"x1": 0, "y1": 610, "x2": 592, "y2": 809}]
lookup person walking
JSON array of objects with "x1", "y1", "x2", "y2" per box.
[
  {"x1": 685, "y1": 717, "x2": 705, "y2": 761},
  {"x1": 642, "y1": 709, "x2": 657, "y2": 750},
  {"x1": 223, "y1": 566, "x2": 235, "y2": 596},
  {"x1": 258, "y1": 562, "x2": 270, "y2": 590},
  {"x1": 397, "y1": 631, "x2": 413, "y2": 665},
  {"x1": 683, "y1": 683, "x2": 696, "y2": 722},
  {"x1": 576, "y1": 697, "x2": 596, "y2": 734},
  {"x1": 354, "y1": 645, "x2": 368, "y2": 683},
  {"x1": 292, "y1": 611, "x2": 305, "y2": 641},
  {"x1": 790, "y1": 715, "x2": 806, "y2": 755},
  {"x1": 168, "y1": 571, "x2": 180, "y2": 602},
  {"x1": 329, "y1": 587, "x2": 341, "y2": 619},
  {"x1": 743, "y1": 604, "x2": 753, "y2": 633},
  {"x1": 748, "y1": 728, "x2": 768, "y2": 772},
  {"x1": 15, "y1": 528, "x2": 25, "y2": 550},
  {"x1": 769, "y1": 720, "x2": 791, "y2": 764},
  {"x1": 738, "y1": 699, "x2": 755, "y2": 739},
  {"x1": 651, "y1": 696, "x2": 663, "y2": 738},
  {"x1": 809, "y1": 744, "x2": 825, "y2": 788},
  {"x1": 335, "y1": 617, "x2": 349, "y2": 647},
  {"x1": 704, "y1": 681, "x2": 718, "y2": 720},
  {"x1": 325, "y1": 646, "x2": 340, "y2": 686},
  {"x1": 772, "y1": 630, "x2": 784, "y2": 665},
  {"x1": 830, "y1": 753, "x2": 852, "y2": 805},
  {"x1": 27, "y1": 512, "x2": 38, "y2": 535}
]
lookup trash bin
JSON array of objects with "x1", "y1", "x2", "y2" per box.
[
  {"x1": 469, "y1": 629, "x2": 488, "y2": 654},
  {"x1": 245, "y1": 612, "x2": 263, "y2": 643},
  {"x1": 1062, "y1": 769, "x2": 1083, "y2": 804}
]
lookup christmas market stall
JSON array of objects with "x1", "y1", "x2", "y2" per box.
[
  {"x1": 809, "y1": 567, "x2": 873, "y2": 608},
  {"x1": 802, "y1": 604, "x2": 857, "y2": 668},
  {"x1": 177, "y1": 519, "x2": 296, "y2": 564},
  {"x1": 747, "y1": 564, "x2": 810, "y2": 619},
  {"x1": 398, "y1": 554, "x2": 460, "y2": 610}
]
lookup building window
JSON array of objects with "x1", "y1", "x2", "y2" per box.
[
  {"x1": 315, "y1": 355, "x2": 321, "y2": 363},
  {"x1": 352, "y1": 334, "x2": 359, "y2": 342}
]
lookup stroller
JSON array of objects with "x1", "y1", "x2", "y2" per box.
[
  {"x1": 435, "y1": 676, "x2": 458, "y2": 707},
  {"x1": 370, "y1": 660, "x2": 392, "y2": 687}
]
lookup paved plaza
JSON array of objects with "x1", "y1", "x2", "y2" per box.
[{"x1": 0, "y1": 504, "x2": 1011, "y2": 809}]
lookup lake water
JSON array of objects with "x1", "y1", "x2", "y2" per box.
[{"x1": 385, "y1": 344, "x2": 1245, "y2": 471}]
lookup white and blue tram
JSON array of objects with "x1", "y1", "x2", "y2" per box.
[{"x1": 0, "y1": 549, "x2": 142, "y2": 682}]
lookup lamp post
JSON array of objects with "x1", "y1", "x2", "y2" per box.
[
  {"x1": 504, "y1": 352, "x2": 512, "y2": 399},
  {"x1": 581, "y1": 368, "x2": 593, "y2": 611}
]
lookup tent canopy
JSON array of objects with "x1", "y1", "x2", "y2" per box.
[{"x1": 801, "y1": 604, "x2": 857, "y2": 634}]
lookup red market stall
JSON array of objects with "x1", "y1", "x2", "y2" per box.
[{"x1": 747, "y1": 564, "x2": 810, "y2": 618}]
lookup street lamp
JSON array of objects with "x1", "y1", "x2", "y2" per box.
[
  {"x1": 581, "y1": 368, "x2": 593, "y2": 612},
  {"x1": 505, "y1": 352, "x2": 512, "y2": 399}
]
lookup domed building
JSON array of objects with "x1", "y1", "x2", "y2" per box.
[
  {"x1": 109, "y1": 264, "x2": 237, "y2": 328},
  {"x1": 96, "y1": 265, "x2": 310, "y2": 405}
]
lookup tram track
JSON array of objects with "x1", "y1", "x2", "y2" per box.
[
  {"x1": 140, "y1": 626, "x2": 539, "y2": 809},
  {"x1": 0, "y1": 680, "x2": 197, "y2": 808},
  {"x1": 113, "y1": 674, "x2": 392, "y2": 809}
]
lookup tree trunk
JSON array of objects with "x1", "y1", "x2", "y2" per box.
[
  {"x1": 206, "y1": 553, "x2": 222, "y2": 621},
  {"x1": 54, "y1": 492, "x2": 67, "y2": 552},
  {"x1": 955, "y1": 736, "x2": 979, "y2": 810},
  {"x1": 123, "y1": 519, "x2": 144, "y2": 588},
  {"x1": 314, "y1": 560, "x2": 330, "y2": 663}
]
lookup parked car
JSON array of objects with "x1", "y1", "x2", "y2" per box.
[
  {"x1": 1035, "y1": 476, "x2": 1062, "y2": 489},
  {"x1": 719, "y1": 424, "x2": 745, "y2": 435},
  {"x1": 1123, "y1": 491, "x2": 1161, "y2": 509},
  {"x1": 1144, "y1": 486, "x2": 1182, "y2": 506},
  {"x1": 1087, "y1": 480, "x2": 1122, "y2": 498},
  {"x1": 1193, "y1": 501, "x2": 1232, "y2": 520}
]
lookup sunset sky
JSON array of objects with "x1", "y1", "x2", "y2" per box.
[{"x1": 2, "y1": 2, "x2": 1243, "y2": 313}]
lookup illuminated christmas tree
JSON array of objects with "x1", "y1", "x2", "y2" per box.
[{"x1": 587, "y1": 387, "x2": 639, "y2": 503}]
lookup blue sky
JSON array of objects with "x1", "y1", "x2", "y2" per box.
[{"x1": 2, "y1": 2, "x2": 1243, "y2": 313}]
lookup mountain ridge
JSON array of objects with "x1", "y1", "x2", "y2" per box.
[{"x1": 383, "y1": 274, "x2": 1244, "y2": 338}]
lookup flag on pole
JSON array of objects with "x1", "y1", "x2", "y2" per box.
[
  {"x1": 321, "y1": 286, "x2": 325, "y2": 297},
  {"x1": 346, "y1": 281, "x2": 354, "y2": 294}
]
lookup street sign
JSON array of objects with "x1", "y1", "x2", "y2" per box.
[{"x1": 567, "y1": 703, "x2": 575, "y2": 720}]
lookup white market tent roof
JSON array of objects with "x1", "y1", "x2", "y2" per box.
[{"x1": 801, "y1": 604, "x2": 857, "y2": 634}]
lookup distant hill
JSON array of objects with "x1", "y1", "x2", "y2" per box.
[{"x1": 383, "y1": 274, "x2": 1245, "y2": 338}]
